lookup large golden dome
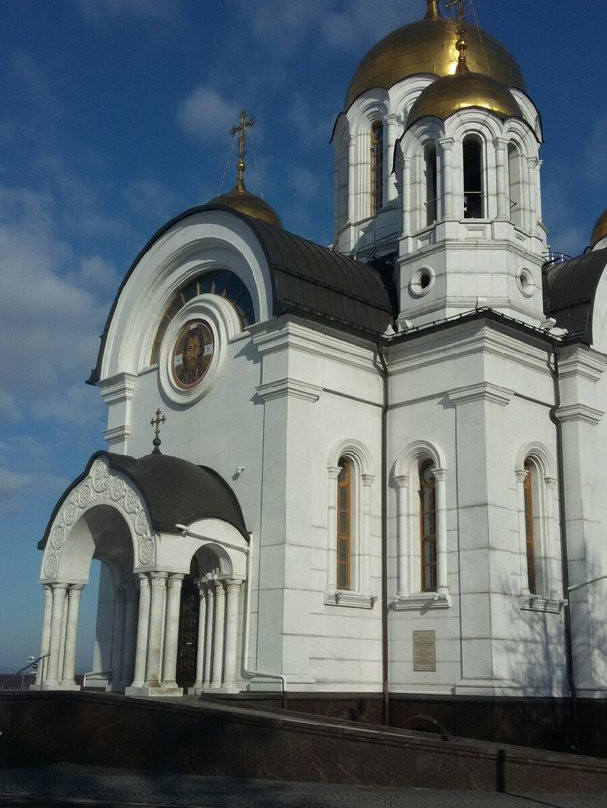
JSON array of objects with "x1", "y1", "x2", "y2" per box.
[
  {"x1": 590, "y1": 210, "x2": 607, "y2": 248},
  {"x1": 210, "y1": 186, "x2": 282, "y2": 228},
  {"x1": 407, "y1": 70, "x2": 521, "y2": 127},
  {"x1": 345, "y1": 1, "x2": 526, "y2": 109}
]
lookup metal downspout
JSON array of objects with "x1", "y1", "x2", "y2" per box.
[
  {"x1": 548, "y1": 347, "x2": 579, "y2": 751},
  {"x1": 377, "y1": 340, "x2": 389, "y2": 726}
]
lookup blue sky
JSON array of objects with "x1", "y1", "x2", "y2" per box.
[{"x1": 1, "y1": 0, "x2": 606, "y2": 674}]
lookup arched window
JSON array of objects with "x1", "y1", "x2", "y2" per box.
[
  {"x1": 336, "y1": 456, "x2": 352, "y2": 590},
  {"x1": 419, "y1": 460, "x2": 437, "y2": 592},
  {"x1": 463, "y1": 136, "x2": 483, "y2": 218},
  {"x1": 523, "y1": 459, "x2": 539, "y2": 594},
  {"x1": 508, "y1": 143, "x2": 523, "y2": 228},
  {"x1": 424, "y1": 142, "x2": 438, "y2": 226},
  {"x1": 370, "y1": 121, "x2": 384, "y2": 215}
]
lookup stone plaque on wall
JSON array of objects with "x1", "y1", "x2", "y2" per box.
[{"x1": 413, "y1": 630, "x2": 436, "y2": 671}]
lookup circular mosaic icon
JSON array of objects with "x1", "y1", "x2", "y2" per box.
[{"x1": 171, "y1": 319, "x2": 215, "y2": 389}]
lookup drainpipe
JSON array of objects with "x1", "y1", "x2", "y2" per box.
[
  {"x1": 376, "y1": 341, "x2": 390, "y2": 726},
  {"x1": 547, "y1": 348, "x2": 579, "y2": 751},
  {"x1": 176, "y1": 525, "x2": 287, "y2": 705}
]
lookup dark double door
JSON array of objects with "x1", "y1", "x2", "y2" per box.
[{"x1": 176, "y1": 575, "x2": 199, "y2": 688}]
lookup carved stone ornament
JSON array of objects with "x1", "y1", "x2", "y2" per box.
[{"x1": 42, "y1": 457, "x2": 156, "y2": 580}]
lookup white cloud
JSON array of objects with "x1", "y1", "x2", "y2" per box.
[
  {"x1": 176, "y1": 87, "x2": 241, "y2": 141},
  {"x1": 287, "y1": 96, "x2": 334, "y2": 147},
  {"x1": 78, "y1": 255, "x2": 120, "y2": 292},
  {"x1": 77, "y1": 0, "x2": 182, "y2": 24}
]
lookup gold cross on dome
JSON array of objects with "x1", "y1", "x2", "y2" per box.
[
  {"x1": 230, "y1": 109, "x2": 256, "y2": 192},
  {"x1": 445, "y1": 0, "x2": 469, "y2": 72},
  {"x1": 150, "y1": 408, "x2": 166, "y2": 454}
]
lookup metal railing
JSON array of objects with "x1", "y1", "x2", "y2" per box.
[{"x1": 15, "y1": 654, "x2": 49, "y2": 690}]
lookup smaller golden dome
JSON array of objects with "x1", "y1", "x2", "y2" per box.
[
  {"x1": 406, "y1": 71, "x2": 521, "y2": 128},
  {"x1": 590, "y1": 209, "x2": 607, "y2": 248},
  {"x1": 210, "y1": 186, "x2": 282, "y2": 228}
]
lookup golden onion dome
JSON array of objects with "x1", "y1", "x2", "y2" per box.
[
  {"x1": 590, "y1": 209, "x2": 607, "y2": 248},
  {"x1": 345, "y1": 2, "x2": 526, "y2": 109},
  {"x1": 210, "y1": 186, "x2": 282, "y2": 228},
  {"x1": 406, "y1": 70, "x2": 521, "y2": 127}
]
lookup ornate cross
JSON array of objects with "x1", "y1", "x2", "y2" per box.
[
  {"x1": 445, "y1": 0, "x2": 469, "y2": 72},
  {"x1": 230, "y1": 109, "x2": 256, "y2": 192},
  {"x1": 150, "y1": 408, "x2": 166, "y2": 455}
]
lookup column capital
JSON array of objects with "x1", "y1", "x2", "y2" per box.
[
  {"x1": 361, "y1": 473, "x2": 375, "y2": 488},
  {"x1": 149, "y1": 572, "x2": 168, "y2": 587},
  {"x1": 515, "y1": 468, "x2": 529, "y2": 483},
  {"x1": 214, "y1": 579, "x2": 226, "y2": 596},
  {"x1": 432, "y1": 467, "x2": 447, "y2": 482},
  {"x1": 393, "y1": 474, "x2": 409, "y2": 489},
  {"x1": 225, "y1": 579, "x2": 244, "y2": 593},
  {"x1": 438, "y1": 136, "x2": 455, "y2": 149},
  {"x1": 138, "y1": 572, "x2": 150, "y2": 588},
  {"x1": 167, "y1": 574, "x2": 185, "y2": 589},
  {"x1": 68, "y1": 584, "x2": 84, "y2": 597},
  {"x1": 544, "y1": 475, "x2": 557, "y2": 489},
  {"x1": 327, "y1": 465, "x2": 341, "y2": 481},
  {"x1": 52, "y1": 582, "x2": 69, "y2": 595}
]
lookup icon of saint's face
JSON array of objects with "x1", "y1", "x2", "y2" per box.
[{"x1": 172, "y1": 320, "x2": 214, "y2": 388}]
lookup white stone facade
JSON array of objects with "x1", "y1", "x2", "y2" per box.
[{"x1": 35, "y1": 7, "x2": 607, "y2": 706}]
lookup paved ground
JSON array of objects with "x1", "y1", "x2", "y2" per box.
[{"x1": 0, "y1": 763, "x2": 605, "y2": 808}]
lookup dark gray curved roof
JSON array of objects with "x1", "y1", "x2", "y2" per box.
[
  {"x1": 39, "y1": 450, "x2": 248, "y2": 549},
  {"x1": 88, "y1": 205, "x2": 395, "y2": 384},
  {"x1": 544, "y1": 248, "x2": 607, "y2": 344}
]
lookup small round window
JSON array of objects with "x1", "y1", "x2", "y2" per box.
[
  {"x1": 409, "y1": 266, "x2": 435, "y2": 298},
  {"x1": 171, "y1": 320, "x2": 215, "y2": 389}
]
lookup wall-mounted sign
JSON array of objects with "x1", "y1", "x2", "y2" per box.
[{"x1": 413, "y1": 629, "x2": 436, "y2": 672}]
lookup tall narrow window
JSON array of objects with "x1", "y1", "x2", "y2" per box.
[
  {"x1": 463, "y1": 136, "x2": 483, "y2": 218},
  {"x1": 336, "y1": 457, "x2": 352, "y2": 590},
  {"x1": 508, "y1": 143, "x2": 523, "y2": 228},
  {"x1": 424, "y1": 143, "x2": 438, "y2": 226},
  {"x1": 523, "y1": 460, "x2": 539, "y2": 594},
  {"x1": 370, "y1": 121, "x2": 384, "y2": 215},
  {"x1": 419, "y1": 460, "x2": 437, "y2": 591}
]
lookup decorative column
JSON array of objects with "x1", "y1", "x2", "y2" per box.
[
  {"x1": 439, "y1": 137, "x2": 454, "y2": 220},
  {"x1": 385, "y1": 114, "x2": 399, "y2": 202},
  {"x1": 119, "y1": 582, "x2": 139, "y2": 689},
  {"x1": 110, "y1": 584, "x2": 127, "y2": 691},
  {"x1": 326, "y1": 466, "x2": 340, "y2": 590},
  {"x1": 347, "y1": 134, "x2": 357, "y2": 223},
  {"x1": 161, "y1": 573, "x2": 184, "y2": 689},
  {"x1": 526, "y1": 157, "x2": 538, "y2": 234},
  {"x1": 494, "y1": 137, "x2": 509, "y2": 220},
  {"x1": 193, "y1": 580, "x2": 207, "y2": 693},
  {"x1": 361, "y1": 474, "x2": 374, "y2": 594},
  {"x1": 129, "y1": 574, "x2": 150, "y2": 690},
  {"x1": 145, "y1": 572, "x2": 167, "y2": 687},
  {"x1": 402, "y1": 155, "x2": 412, "y2": 237},
  {"x1": 544, "y1": 476, "x2": 560, "y2": 600},
  {"x1": 222, "y1": 580, "x2": 243, "y2": 691},
  {"x1": 434, "y1": 468, "x2": 449, "y2": 596},
  {"x1": 202, "y1": 582, "x2": 215, "y2": 688},
  {"x1": 394, "y1": 475, "x2": 410, "y2": 598},
  {"x1": 36, "y1": 584, "x2": 53, "y2": 686},
  {"x1": 45, "y1": 583, "x2": 68, "y2": 685},
  {"x1": 210, "y1": 579, "x2": 226, "y2": 688},
  {"x1": 61, "y1": 584, "x2": 83, "y2": 688},
  {"x1": 515, "y1": 469, "x2": 530, "y2": 596},
  {"x1": 57, "y1": 592, "x2": 69, "y2": 683}
]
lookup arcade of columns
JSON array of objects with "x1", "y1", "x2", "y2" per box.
[{"x1": 36, "y1": 571, "x2": 245, "y2": 694}]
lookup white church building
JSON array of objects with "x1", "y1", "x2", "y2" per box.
[{"x1": 35, "y1": 0, "x2": 607, "y2": 738}]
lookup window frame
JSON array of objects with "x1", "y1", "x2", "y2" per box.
[
  {"x1": 463, "y1": 135, "x2": 484, "y2": 219},
  {"x1": 370, "y1": 120, "x2": 384, "y2": 216}
]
